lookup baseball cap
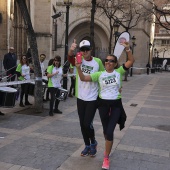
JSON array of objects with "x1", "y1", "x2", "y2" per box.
[
  {"x1": 9, "y1": 47, "x2": 14, "y2": 50},
  {"x1": 79, "y1": 40, "x2": 91, "y2": 51}
]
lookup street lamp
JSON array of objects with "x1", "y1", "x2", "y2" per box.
[
  {"x1": 113, "y1": 21, "x2": 120, "y2": 46},
  {"x1": 163, "y1": 48, "x2": 167, "y2": 58},
  {"x1": 148, "y1": 42, "x2": 152, "y2": 64},
  {"x1": 156, "y1": 50, "x2": 159, "y2": 71},
  {"x1": 146, "y1": 42, "x2": 152, "y2": 75},
  {"x1": 130, "y1": 36, "x2": 136, "y2": 77},
  {"x1": 63, "y1": 0, "x2": 73, "y2": 90},
  {"x1": 153, "y1": 48, "x2": 157, "y2": 68}
]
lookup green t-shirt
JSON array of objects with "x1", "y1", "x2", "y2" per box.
[
  {"x1": 47, "y1": 65, "x2": 63, "y2": 88},
  {"x1": 90, "y1": 66, "x2": 125, "y2": 99}
]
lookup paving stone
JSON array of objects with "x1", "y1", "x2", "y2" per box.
[
  {"x1": 138, "y1": 107, "x2": 170, "y2": 117},
  {"x1": 0, "y1": 136, "x2": 80, "y2": 170},
  {"x1": 0, "y1": 73, "x2": 170, "y2": 170},
  {"x1": 144, "y1": 99, "x2": 170, "y2": 107},
  {"x1": 120, "y1": 129, "x2": 170, "y2": 151},
  {"x1": 148, "y1": 95, "x2": 170, "y2": 102},
  {"x1": 110, "y1": 150, "x2": 170, "y2": 170},
  {"x1": 0, "y1": 114, "x2": 44, "y2": 130},
  {"x1": 0, "y1": 132, "x2": 8, "y2": 137},
  {"x1": 35, "y1": 119, "x2": 101, "y2": 139},
  {"x1": 64, "y1": 109, "x2": 101, "y2": 123},
  {"x1": 132, "y1": 115, "x2": 170, "y2": 131}
]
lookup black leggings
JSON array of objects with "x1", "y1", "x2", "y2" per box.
[
  {"x1": 77, "y1": 98, "x2": 98, "y2": 146},
  {"x1": 98, "y1": 99, "x2": 121, "y2": 141},
  {"x1": 20, "y1": 83, "x2": 30, "y2": 103},
  {"x1": 69, "y1": 77, "x2": 75, "y2": 95},
  {"x1": 48, "y1": 87, "x2": 60, "y2": 112}
]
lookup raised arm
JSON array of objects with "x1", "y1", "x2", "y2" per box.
[
  {"x1": 68, "y1": 39, "x2": 77, "y2": 57},
  {"x1": 75, "y1": 59, "x2": 92, "y2": 82},
  {"x1": 122, "y1": 42, "x2": 135, "y2": 69},
  {"x1": 68, "y1": 39, "x2": 77, "y2": 65}
]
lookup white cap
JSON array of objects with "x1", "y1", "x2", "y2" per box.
[
  {"x1": 79, "y1": 40, "x2": 91, "y2": 48},
  {"x1": 9, "y1": 47, "x2": 14, "y2": 50}
]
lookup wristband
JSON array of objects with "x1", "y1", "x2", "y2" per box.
[{"x1": 125, "y1": 48, "x2": 131, "y2": 52}]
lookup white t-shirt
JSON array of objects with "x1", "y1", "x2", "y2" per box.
[
  {"x1": 75, "y1": 57, "x2": 104, "y2": 101},
  {"x1": 47, "y1": 66, "x2": 63, "y2": 88},
  {"x1": 40, "y1": 62, "x2": 45, "y2": 76},
  {"x1": 21, "y1": 64, "x2": 30, "y2": 80}
]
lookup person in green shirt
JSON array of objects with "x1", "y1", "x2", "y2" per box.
[
  {"x1": 16, "y1": 55, "x2": 32, "y2": 107},
  {"x1": 75, "y1": 41, "x2": 134, "y2": 170},
  {"x1": 68, "y1": 39, "x2": 105, "y2": 157},
  {"x1": 47, "y1": 56, "x2": 63, "y2": 116}
]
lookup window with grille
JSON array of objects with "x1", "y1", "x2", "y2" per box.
[{"x1": 162, "y1": 40, "x2": 170, "y2": 45}]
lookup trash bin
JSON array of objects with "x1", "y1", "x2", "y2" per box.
[{"x1": 151, "y1": 68, "x2": 155, "y2": 73}]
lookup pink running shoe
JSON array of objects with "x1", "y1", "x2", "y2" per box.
[{"x1": 102, "y1": 157, "x2": 110, "y2": 170}]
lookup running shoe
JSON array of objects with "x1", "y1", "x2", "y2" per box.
[
  {"x1": 81, "y1": 145, "x2": 90, "y2": 156},
  {"x1": 102, "y1": 157, "x2": 110, "y2": 170},
  {"x1": 90, "y1": 140, "x2": 98, "y2": 157},
  {"x1": 53, "y1": 109, "x2": 62, "y2": 114}
]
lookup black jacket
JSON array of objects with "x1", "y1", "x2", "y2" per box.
[
  {"x1": 3, "y1": 52, "x2": 17, "y2": 70},
  {"x1": 98, "y1": 98, "x2": 127, "y2": 131}
]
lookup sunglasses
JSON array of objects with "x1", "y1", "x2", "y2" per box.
[
  {"x1": 105, "y1": 59, "x2": 116, "y2": 63},
  {"x1": 80, "y1": 47, "x2": 91, "y2": 52}
]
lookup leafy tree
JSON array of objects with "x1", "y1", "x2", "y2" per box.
[
  {"x1": 96, "y1": 0, "x2": 147, "y2": 53},
  {"x1": 144, "y1": 0, "x2": 170, "y2": 30},
  {"x1": 16, "y1": 0, "x2": 43, "y2": 112}
]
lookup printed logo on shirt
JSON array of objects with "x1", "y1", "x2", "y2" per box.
[
  {"x1": 82, "y1": 65, "x2": 93, "y2": 74},
  {"x1": 102, "y1": 75, "x2": 117, "y2": 85}
]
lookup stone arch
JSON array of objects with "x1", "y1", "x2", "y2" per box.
[{"x1": 60, "y1": 17, "x2": 110, "y2": 51}]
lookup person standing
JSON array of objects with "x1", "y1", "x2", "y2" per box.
[
  {"x1": 68, "y1": 39, "x2": 105, "y2": 157},
  {"x1": 47, "y1": 56, "x2": 63, "y2": 116},
  {"x1": 3, "y1": 47, "x2": 17, "y2": 81},
  {"x1": 16, "y1": 55, "x2": 32, "y2": 107},
  {"x1": 68, "y1": 63, "x2": 76, "y2": 97},
  {"x1": 39, "y1": 54, "x2": 46, "y2": 76},
  {"x1": 44, "y1": 59, "x2": 54, "y2": 101},
  {"x1": 146, "y1": 63, "x2": 150, "y2": 75},
  {"x1": 75, "y1": 42, "x2": 134, "y2": 170},
  {"x1": 39, "y1": 54, "x2": 47, "y2": 101}
]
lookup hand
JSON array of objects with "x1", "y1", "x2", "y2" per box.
[
  {"x1": 75, "y1": 57, "x2": 81, "y2": 69},
  {"x1": 70, "y1": 39, "x2": 77, "y2": 51},
  {"x1": 55, "y1": 71, "x2": 59, "y2": 75},
  {"x1": 120, "y1": 41, "x2": 130, "y2": 50}
]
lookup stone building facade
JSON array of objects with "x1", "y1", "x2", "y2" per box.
[
  {"x1": 153, "y1": 0, "x2": 170, "y2": 69},
  {"x1": 0, "y1": 0, "x2": 153, "y2": 74}
]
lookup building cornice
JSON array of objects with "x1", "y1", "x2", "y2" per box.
[{"x1": 35, "y1": 32, "x2": 52, "y2": 37}]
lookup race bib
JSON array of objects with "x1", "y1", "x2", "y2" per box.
[
  {"x1": 102, "y1": 76, "x2": 117, "y2": 86},
  {"x1": 82, "y1": 65, "x2": 93, "y2": 75}
]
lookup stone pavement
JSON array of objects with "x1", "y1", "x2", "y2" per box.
[{"x1": 0, "y1": 72, "x2": 170, "y2": 170}]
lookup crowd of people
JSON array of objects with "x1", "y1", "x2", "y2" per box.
[
  {"x1": 0, "y1": 39, "x2": 134, "y2": 170},
  {"x1": 0, "y1": 48, "x2": 67, "y2": 116}
]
